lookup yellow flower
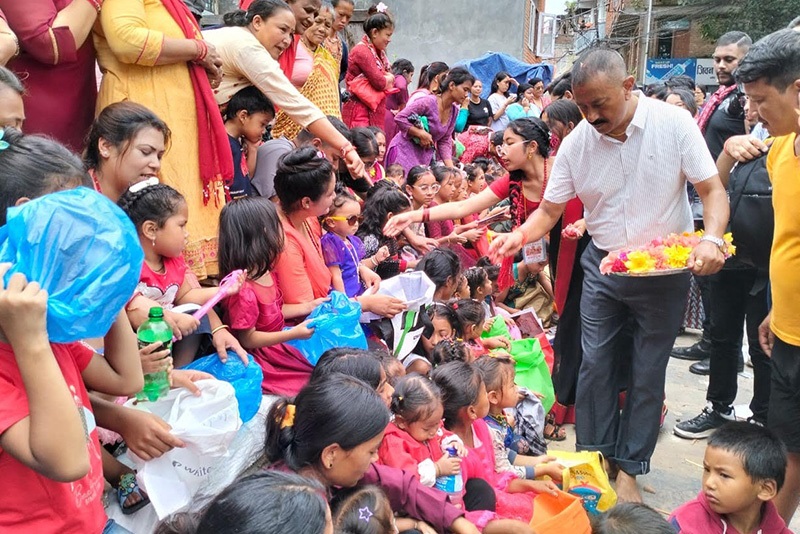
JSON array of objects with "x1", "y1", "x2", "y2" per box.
[
  {"x1": 663, "y1": 244, "x2": 692, "y2": 268},
  {"x1": 723, "y1": 233, "x2": 736, "y2": 256},
  {"x1": 624, "y1": 250, "x2": 657, "y2": 273}
]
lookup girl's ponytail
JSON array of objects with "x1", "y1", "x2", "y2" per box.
[{"x1": 264, "y1": 397, "x2": 297, "y2": 467}]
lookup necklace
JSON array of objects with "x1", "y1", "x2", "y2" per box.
[
  {"x1": 340, "y1": 235, "x2": 362, "y2": 283},
  {"x1": 520, "y1": 158, "x2": 549, "y2": 220}
]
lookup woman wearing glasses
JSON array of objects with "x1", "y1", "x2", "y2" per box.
[{"x1": 384, "y1": 117, "x2": 552, "y2": 287}]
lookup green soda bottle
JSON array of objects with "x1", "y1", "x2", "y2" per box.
[{"x1": 135, "y1": 307, "x2": 172, "y2": 402}]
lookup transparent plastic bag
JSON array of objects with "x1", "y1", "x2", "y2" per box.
[{"x1": 0, "y1": 187, "x2": 143, "y2": 342}]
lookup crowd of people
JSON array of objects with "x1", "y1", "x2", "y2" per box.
[{"x1": 1, "y1": 0, "x2": 800, "y2": 533}]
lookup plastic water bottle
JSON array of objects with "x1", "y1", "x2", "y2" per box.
[
  {"x1": 135, "y1": 307, "x2": 172, "y2": 402},
  {"x1": 435, "y1": 446, "x2": 464, "y2": 507}
]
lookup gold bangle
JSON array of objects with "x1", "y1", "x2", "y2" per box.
[{"x1": 211, "y1": 324, "x2": 230, "y2": 335}]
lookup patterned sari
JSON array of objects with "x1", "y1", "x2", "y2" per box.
[{"x1": 272, "y1": 45, "x2": 341, "y2": 140}]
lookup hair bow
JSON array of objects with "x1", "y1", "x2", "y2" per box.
[
  {"x1": 281, "y1": 404, "x2": 296, "y2": 429},
  {"x1": 376, "y1": 2, "x2": 388, "y2": 13}
]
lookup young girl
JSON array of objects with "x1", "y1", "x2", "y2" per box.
[
  {"x1": 465, "y1": 164, "x2": 488, "y2": 195},
  {"x1": 472, "y1": 356, "x2": 561, "y2": 480},
  {"x1": 385, "y1": 163, "x2": 405, "y2": 187},
  {"x1": 117, "y1": 182, "x2": 247, "y2": 368},
  {"x1": 0, "y1": 129, "x2": 145, "y2": 532},
  {"x1": 466, "y1": 266, "x2": 522, "y2": 341},
  {"x1": 378, "y1": 374, "x2": 456, "y2": 487},
  {"x1": 219, "y1": 196, "x2": 320, "y2": 396},
  {"x1": 156, "y1": 471, "x2": 331, "y2": 534},
  {"x1": 432, "y1": 362, "x2": 559, "y2": 524},
  {"x1": 332, "y1": 486, "x2": 402, "y2": 534},
  {"x1": 417, "y1": 248, "x2": 462, "y2": 302},
  {"x1": 321, "y1": 192, "x2": 382, "y2": 298},
  {"x1": 452, "y1": 300, "x2": 510, "y2": 359},
  {"x1": 404, "y1": 165, "x2": 437, "y2": 243},
  {"x1": 356, "y1": 187, "x2": 413, "y2": 279},
  {"x1": 367, "y1": 125, "x2": 387, "y2": 184},
  {"x1": 311, "y1": 347, "x2": 395, "y2": 407},
  {"x1": 433, "y1": 338, "x2": 473, "y2": 365},
  {"x1": 427, "y1": 167, "x2": 481, "y2": 260},
  {"x1": 407, "y1": 302, "x2": 461, "y2": 375}
]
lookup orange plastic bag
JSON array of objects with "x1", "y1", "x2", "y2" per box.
[{"x1": 530, "y1": 490, "x2": 591, "y2": 534}]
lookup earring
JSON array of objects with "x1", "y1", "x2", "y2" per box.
[
  {"x1": 152, "y1": 238, "x2": 156, "y2": 247},
  {"x1": 527, "y1": 152, "x2": 533, "y2": 160},
  {"x1": 101, "y1": 151, "x2": 109, "y2": 157}
]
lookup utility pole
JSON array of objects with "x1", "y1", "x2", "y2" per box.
[{"x1": 640, "y1": 0, "x2": 654, "y2": 84}]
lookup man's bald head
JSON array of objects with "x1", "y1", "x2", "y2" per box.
[{"x1": 572, "y1": 48, "x2": 628, "y2": 88}]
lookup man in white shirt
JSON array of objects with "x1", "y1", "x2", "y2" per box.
[{"x1": 490, "y1": 49, "x2": 729, "y2": 502}]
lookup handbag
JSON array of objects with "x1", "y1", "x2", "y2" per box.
[
  {"x1": 549, "y1": 450, "x2": 618, "y2": 515},
  {"x1": 728, "y1": 151, "x2": 773, "y2": 272},
  {"x1": 347, "y1": 74, "x2": 386, "y2": 112}
]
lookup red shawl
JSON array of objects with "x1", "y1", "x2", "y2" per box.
[
  {"x1": 554, "y1": 198, "x2": 583, "y2": 313},
  {"x1": 278, "y1": 35, "x2": 302, "y2": 80},
  {"x1": 161, "y1": 0, "x2": 233, "y2": 205},
  {"x1": 696, "y1": 84, "x2": 737, "y2": 135}
]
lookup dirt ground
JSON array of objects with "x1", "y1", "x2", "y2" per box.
[{"x1": 547, "y1": 330, "x2": 800, "y2": 531}]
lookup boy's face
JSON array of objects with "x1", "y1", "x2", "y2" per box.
[{"x1": 702, "y1": 446, "x2": 772, "y2": 516}]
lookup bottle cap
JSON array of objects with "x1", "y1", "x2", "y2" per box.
[{"x1": 148, "y1": 306, "x2": 164, "y2": 318}]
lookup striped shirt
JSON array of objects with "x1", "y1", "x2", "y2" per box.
[{"x1": 544, "y1": 93, "x2": 718, "y2": 251}]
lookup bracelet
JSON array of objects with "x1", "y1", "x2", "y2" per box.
[
  {"x1": 371, "y1": 256, "x2": 379, "y2": 267},
  {"x1": 194, "y1": 39, "x2": 208, "y2": 62},
  {"x1": 340, "y1": 143, "x2": 356, "y2": 158},
  {"x1": 422, "y1": 207, "x2": 431, "y2": 223},
  {"x1": 85, "y1": 0, "x2": 103, "y2": 12},
  {"x1": 514, "y1": 228, "x2": 527, "y2": 244},
  {"x1": 722, "y1": 138, "x2": 732, "y2": 157},
  {"x1": 211, "y1": 324, "x2": 230, "y2": 335}
]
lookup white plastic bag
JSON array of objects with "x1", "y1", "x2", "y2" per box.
[
  {"x1": 362, "y1": 271, "x2": 435, "y2": 361},
  {"x1": 125, "y1": 380, "x2": 242, "y2": 518}
]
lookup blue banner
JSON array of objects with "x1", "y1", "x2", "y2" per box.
[{"x1": 645, "y1": 58, "x2": 697, "y2": 85}]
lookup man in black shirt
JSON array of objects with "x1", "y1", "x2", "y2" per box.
[{"x1": 672, "y1": 31, "x2": 751, "y2": 368}]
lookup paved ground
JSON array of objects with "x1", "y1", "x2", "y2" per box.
[{"x1": 546, "y1": 330, "x2": 800, "y2": 531}]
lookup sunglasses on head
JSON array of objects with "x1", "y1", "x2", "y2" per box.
[{"x1": 327, "y1": 215, "x2": 363, "y2": 226}]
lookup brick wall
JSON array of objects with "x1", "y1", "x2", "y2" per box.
[{"x1": 523, "y1": 0, "x2": 547, "y2": 63}]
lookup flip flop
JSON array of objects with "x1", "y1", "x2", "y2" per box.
[{"x1": 117, "y1": 472, "x2": 150, "y2": 515}]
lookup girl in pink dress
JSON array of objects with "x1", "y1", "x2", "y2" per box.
[
  {"x1": 219, "y1": 196, "x2": 323, "y2": 396},
  {"x1": 432, "y1": 361, "x2": 559, "y2": 524}
]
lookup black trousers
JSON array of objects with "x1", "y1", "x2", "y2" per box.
[{"x1": 706, "y1": 263, "x2": 771, "y2": 422}]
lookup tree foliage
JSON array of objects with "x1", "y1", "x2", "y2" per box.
[{"x1": 687, "y1": 0, "x2": 800, "y2": 41}]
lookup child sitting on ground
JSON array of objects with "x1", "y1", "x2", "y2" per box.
[
  {"x1": 433, "y1": 338, "x2": 473, "y2": 365},
  {"x1": 333, "y1": 485, "x2": 430, "y2": 534},
  {"x1": 669, "y1": 421, "x2": 791, "y2": 534},
  {"x1": 219, "y1": 197, "x2": 321, "y2": 396},
  {"x1": 223, "y1": 86, "x2": 275, "y2": 199},
  {"x1": 473, "y1": 356, "x2": 561, "y2": 480},
  {"x1": 118, "y1": 182, "x2": 247, "y2": 368},
  {"x1": 452, "y1": 299, "x2": 510, "y2": 358},
  {"x1": 321, "y1": 191, "x2": 382, "y2": 298},
  {"x1": 593, "y1": 503, "x2": 676, "y2": 534},
  {"x1": 378, "y1": 374, "x2": 463, "y2": 488}
]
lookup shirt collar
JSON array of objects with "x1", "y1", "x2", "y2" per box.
[{"x1": 588, "y1": 90, "x2": 647, "y2": 143}]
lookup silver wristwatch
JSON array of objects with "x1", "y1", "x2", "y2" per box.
[{"x1": 700, "y1": 235, "x2": 725, "y2": 250}]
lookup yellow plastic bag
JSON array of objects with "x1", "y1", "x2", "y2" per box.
[{"x1": 549, "y1": 450, "x2": 617, "y2": 515}]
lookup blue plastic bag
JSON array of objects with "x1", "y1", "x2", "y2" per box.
[
  {"x1": 0, "y1": 187, "x2": 143, "y2": 342},
  {"x1": 184, "y1": 353, "x2": 263, "y2": 423},
  {"x1": 286, "y1": 291, "x2": 367, "y2": 365}
]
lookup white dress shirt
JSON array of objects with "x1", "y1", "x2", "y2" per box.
[{"x1": 544, "y1": 93, "x2": 718, "y2": 251}]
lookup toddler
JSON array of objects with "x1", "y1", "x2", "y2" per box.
[
  {"x1": 385, "y1": 163, "x2": 405, "y2": 187},
  {"x1": 669, "y1": 421, "x2": 790, "y2": 534},
  {"x1": 334, "y1": 485, "x2": 427, "y2": 534},
  {"x1": 378, "y1": 374, "x2": 462, "y2": 488},
  {"x1": 433, "y1": 338, "x2": 474, "y2": 365},
  {"x1": 321, "y1": 191, "x2": 382, "y2": 298}
]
